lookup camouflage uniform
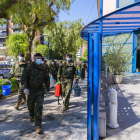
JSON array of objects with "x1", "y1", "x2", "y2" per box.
[
  {"x1": 49, "y1": 63, "x2": 58, "y2": 82},
  {"x1": 21, "y1": 62, "x2": 50, "y2": 128},
  {"x1": 42, "y1": 63, "x2": 50, "y2": 91},
  {"x1": 57, "y1": 60, "x2": 79, "y2": 109},
  {"x1": 8, "y1": 60, "x2": 27, "y2": 104},
  {"x1": 80, "y1": 63, "x2": 87, "y2": 80}
]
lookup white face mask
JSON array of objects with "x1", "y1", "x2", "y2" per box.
[
  {"x1": 36, "y1": 59, "x2": 42, "y2": 65},
  {"x1": 19, "y1": 57, "x2": 23, "y2": 61},
  {"x1": 41, "y1": 61, "x2": 44, "y2": 64}
]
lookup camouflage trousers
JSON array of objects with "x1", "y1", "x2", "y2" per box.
[
  {"x1": 81, "y1": 69, "x2": 85, "y2": 80},
  {"x1": 16, "y1": 80, "x2": 26, "y2": 103},
  {"x1": 27, "y1": 90, "x2": 44, "y2": 127},
  {"x1": 61, "y1": 79, "x2": 73, "y2": 109}
]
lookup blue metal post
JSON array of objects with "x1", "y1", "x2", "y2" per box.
[
  {"x1": 93, "y1": 32, "x2": 100, "y2": 140},
  {"x1": 99, "y1": 0, "x2": 103, "y2": 96},
  {"x1": 132, "y1": 32, "x2": 137, "y2": 73},
  {"x1": 87, "y1": 33, "x2": 92, "y2": 140}
]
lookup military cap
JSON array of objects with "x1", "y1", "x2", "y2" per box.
[
  {"x1": 18, "y1": 53, "x2": 24, "y2": 57},
  {"x1": 66, "y1": 54, "x2": 72, "y2": 58},
  {"x1": 34, "y1": 53, "x2": 42, "y2": 57}
]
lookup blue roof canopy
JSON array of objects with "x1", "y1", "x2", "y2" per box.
[{"x1": 81, "y1": 2, "x2": 140, "y2": 40}]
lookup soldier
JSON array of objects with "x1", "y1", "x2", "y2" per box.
[
  {"x1": 80, "y1": 61, "x2": 87, "y2": 82},
  {"x1": 21, "y1": 53, "x2": 50, "y2": 134},
  {"x1": 49, "y1": 59, "x2": 58, "y2": 82},
  {"x1": 42, "y1": 58, "x2": 49, "y2": 71},
  {"x1": 6, "y1": 53, "x2": 27, "y2": 110},
  {"x1": 57, "y1": 54, "x2": 79, "y2": 111}
]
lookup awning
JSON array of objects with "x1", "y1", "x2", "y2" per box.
[{"x1": 81, "y1": 1, "x2": 140, "y2": 40}]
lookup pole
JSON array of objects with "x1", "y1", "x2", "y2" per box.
[
  {"x1": 93, "y1": 32, "x2": 100, "y2": 140},
  {"x1": 87, "y1": 33, "x2": 92, "y2": 140},
  {"x1": 100, "y1": 0, "x2": 103, "y2": 78}
]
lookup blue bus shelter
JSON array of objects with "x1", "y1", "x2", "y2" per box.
[{"x1": 80, "y1": 1, "x2": 140, "y2": 140}]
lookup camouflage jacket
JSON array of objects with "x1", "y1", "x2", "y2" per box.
[
  {"x1": 57, "y1": 60, "x2": 79, "y2": 81},
  {"x1": 8, "y1": 60, "x2": 27, "y2": 80},
  {"x1": 49, "y1": 64, "x2": 58, "y2": 75},
  {"x1": 42, "y1": 63, "x2": 49, "y2": 72},
  {"x1": 80, "y1": 63, "x2": 87, "y2": 70},
  {"x1": 21, "y1": 62, "x2": 50, "y2": 91}
]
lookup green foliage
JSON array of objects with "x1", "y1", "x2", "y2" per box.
[
  {"x1": 79, "y1": 57, "x2": 88, "y2": 62},
  {"x1": 0, "y1": 78, "x2": 17, "y2": 95},
  {"x1": 103, "y1": 34, "x2": 133, "y2": 75},
  {"x1": 6, "y1": 33, "x2": 28, "y2": 58},
  {"x1": 8, "y1": 0, "x2": 75, "y2": 62},
  {"x1": 36, "y1": 44, "x2": 48, "y2": 57},
  {"x1": 44, "y1": 19, "x2": 85, "y2": 58},
  {"x1": 49, "y1": 48, "x2": 63, "y2": 60},
  {"x1": 83, "y1": 49, "x2": 87, "y2": 57}
]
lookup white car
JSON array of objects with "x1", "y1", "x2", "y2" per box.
[{"x1": 0, "y1": 64, "x2": 11, "y2": 79}]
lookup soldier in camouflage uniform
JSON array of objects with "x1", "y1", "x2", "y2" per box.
[
  {"x1": 49, "y1": 59, "x2": 58, "y2": 82},
  {"x1": 6, "y1": 53, "x2": 27, "y2": 110},
  {"x1": 80, "y1": 61, "x2": 87, "y2": 82},
  {"x1": 21, "y1": 53, "x2": 50, "y2": 134},
  {"x1": 57, "y1": 54, "x2": 79, "y2": 111}
]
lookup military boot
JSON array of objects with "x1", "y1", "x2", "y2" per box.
[
  {"x1": 63, "y1": 107, "x2": 68, "y2": 111},
  {"x1": 15, "y1": 102, "x2": 20, "y2": 110},
  {"x1": 36, "y1": 127, "x2": 41, "y2": 134},
  {"x1": 21, "y1": 99, "x2": 27, "y2": 105},
  {"x1": 30, "y1": 116, "x2": 34, "y2": 122}
]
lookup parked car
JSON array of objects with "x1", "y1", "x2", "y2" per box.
[
  {"x1": 0, "y1": 64, "x2": 12, "y2": 79},
  {"x1": 0, "y1": 61, "x2": 12, "y2": 66}
]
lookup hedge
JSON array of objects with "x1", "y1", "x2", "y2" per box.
[{"x1": 0, "y1": 78, "x2": 17, "y2": 95}]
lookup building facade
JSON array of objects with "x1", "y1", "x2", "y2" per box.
[{"x1": 97, "y1": 0, "x2": 140, "y2": 73}]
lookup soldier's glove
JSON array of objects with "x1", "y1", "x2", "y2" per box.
[
  {"x1": 24, "y1": 89, "x2": 29, "y2": 95},
  {"x1": 6, "y1": 79, "x2": 10, "y2": 82}
]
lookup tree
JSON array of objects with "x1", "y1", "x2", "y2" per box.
[
  {"x1": 103, "y1": 34, "x2": 133, "y2": 74},
  {"x1": 0, "y1": 0, "x2": 21, "y2": 19},
  {"x1": 9, "y1": 0, "x2": 74, "y2": 63},
  {"x1": 6, "y1": 32, "x2": 28, "y2": 58},
  {"x1": 36, "y1": 44, "x2": 48, "y2": 57},
  {"x1": 44, "y1": 19, "x2": 85, "y2": 59},
  {"x1": 83, "y1": 49, "x2": 87, "y2": 57},
  {"x1": 79, "y1": 57, "x2": 88, "y2": 62}
]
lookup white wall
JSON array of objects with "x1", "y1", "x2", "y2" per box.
[{"x1": 103, "y1": 0, "x2": 116, "y2": 15}]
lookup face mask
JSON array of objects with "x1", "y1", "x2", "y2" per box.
[
  {"x1": 41, "y1": 61, "x2": 44, "y2": 64},
  {"x1": 36, "y1": 59, "x2": 42, "y2": 65},
  {"x1": 66, "y1": 58, "x2": 71, "y2": 62},
  {"x1": 19, "y1": 57, "x2": 23, "y2": 61},
  {"x1": 52, "y1": 62, "x2": 54, "y2": 64}
]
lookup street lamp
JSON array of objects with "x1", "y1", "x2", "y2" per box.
[{"x1": 32, "y1": 34, "x2": 48, "y2": 57}]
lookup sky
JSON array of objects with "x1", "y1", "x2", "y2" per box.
[{"x1": 58, "y1": 0, "x2": 98, "y2": 26}]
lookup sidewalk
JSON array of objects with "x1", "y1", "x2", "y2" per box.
[
  {"x1": 0, "y1": 78, "x2": 87, "y2": 140},
  {"x1": 103, "y1": 73, "x2": 140, "y2": 140}
]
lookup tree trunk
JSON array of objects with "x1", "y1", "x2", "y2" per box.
[{"x1": 26, "y1": 38, "x2": 32, "y2": 64}]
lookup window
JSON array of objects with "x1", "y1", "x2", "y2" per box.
[
  {"x1": 0, "y1": 65, "x2": 7, "y2": 69},
  {"x1": 116, "y1": 0, "x2": 132, "y2": 8}
]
